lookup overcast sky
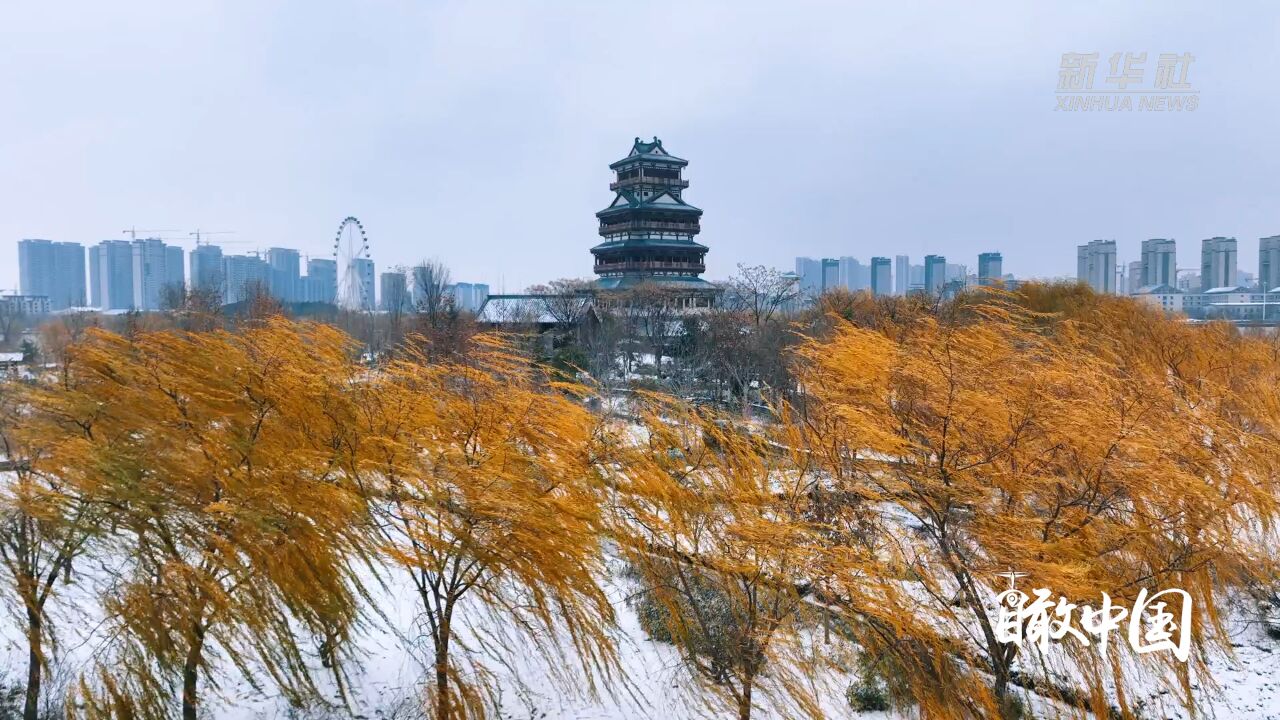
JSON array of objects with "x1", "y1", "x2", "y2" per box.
[{"x1": 3, "y1": 1, "x2": 1278, "y2": 293}]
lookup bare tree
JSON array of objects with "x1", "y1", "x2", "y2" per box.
[
  {"x1": 382, "y1": 266, "x2": 413, "y2": 350},
  {"x1": 526, "y1": 278, "x2": 595, "y2": 326},
  {"x1": 614, "y1": 283, "x2": 686, "y2": 373},
  {"x1": 0, "y1": 299, "x2": 24, "y2": 350},
  {"x1": 410, "y1": 260, "x2": 453, "y2": 321},
  {"x1": 722, "y1": 264, "x2": 800, "y2": 327},
  {"x1": 160, "y1": 284, "x2": 223, "y2": 332}
]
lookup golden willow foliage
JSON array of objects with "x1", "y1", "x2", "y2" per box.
[
  {"x1": 0, "y1": 371, "x2": 102, "y2": 720},
  {"x1": 7, "y1": 292, "x2": 1280, "y2": 720},
  {"x1": 350, "y1": 334, "x2": 617, "y2": 720},
  {"x1": 21, "y1": 319, "x2": 374, "y2": 720},
  {"x1": 792, "y1": 291, "x2": 1280, "y2": 719},
  {"x1": 609, "y1": 396, "x2": 837, "y2": 720}
]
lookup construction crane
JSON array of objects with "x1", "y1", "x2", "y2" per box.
[
  {"x1": 122, "y1": 227, "x2": 180, "y2": 241},
  {"x1": 190, "y1": 229, "x2": 237, "y2": 245}
]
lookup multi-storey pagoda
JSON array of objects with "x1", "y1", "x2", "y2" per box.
[{"x1": 591, "y1": 137, "x2": 717, "y2": 307}]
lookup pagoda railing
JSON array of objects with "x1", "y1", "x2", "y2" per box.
[
  {"x1": 599, "y1": 220, "x2": 700, "y2": 235},
  {"x1": 609, "y1": 176, "x2": 690, "y2": 191},
  {"x1": 593, "y1": 260, "x2": 706, "y2": 274}
]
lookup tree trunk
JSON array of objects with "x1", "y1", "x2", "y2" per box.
[
  {"x1": 737, "y1": 679, "x2": 754, "y2": 720},
  {"x1": 434, "y1": 620, "x2": 451, "y2": 720},
  {"x1": 182, "y1": 625, "x2": 206, "y2": 720},
  {"x1": 23, "y1": 607, "x2": 41, "y2": 720}
]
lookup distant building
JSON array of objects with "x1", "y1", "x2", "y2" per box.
[
  {"x1": 838, "y1": 257, "x2": 869, "y2": 291},
  {"x1": 18, "y1": 240, "x2": 86, "y2": 310},
  {"x1": 267, "y1": 248, "x2": 301, "y2": 303},
  {"x1": 870, "y1": 257, "x2": 891, "y2": 296},
  {"x1": 923, "y1": 254, "x2": 946, "y2": 294},
  {"x1": 894, "y1": 255, "x2": 909, "y2": 295},
  {"x1": 795, "y1": 257, "x2": 822, "y2": 297},
  {"x1": 222, "y1": 254, "x2": 269, "y2": 305},
  {"x1": 1133, "y1": 284, "x2": 1184, "y2": 314},
  {"x1": 190, "y1": 244, "x2": 224, "y2": 295},
  {"x1": 1140, "y1": 238, "x2": 1176, "y2": 287},
  {"x1": 89, "y1": 240, "x2": 135, "y2": 310},
  {"x1": 450, "y1": 282, "x2": 490, "y2": 313},
  {"x1": 1259, "y1": 235, "x2": 1280, "y2": 291},
  {"x1": 380, "y1": 271, "x2": 409, "y2": 312},
  {"x1": 304, "y1": 258, "x2": 337, "y2": 304},
  {"x1": 0, "y1": 294, "x2": 52, "y2": 316},
  {"x1": 821, "y1": 258, "x2": 839, "y2": 292},
  {"x1": 795, "y1": 257, "x2": 849, "y2": 297},
  {"x1": 1177, "y1": 272, "x2": 1200, "y2": 294},
  {"x1": 1077, "y1": 239, "x2": 1117, "y2": 294},
  {"x1": 349, "y1": 257, "x2": 376, "y2": 311},
  {"x1": 1200, "y1": 237, "x2": 1237, "y2": 292},
  {"x1": 129, "y1": 238, "x2": 184, "y2": 310},
  {"x1": 977, "y1": 252, "x2": 1002, "y2": 286},
  {"x1": 1126, "y1": 261, "x2": 1143, "y2": 295}
]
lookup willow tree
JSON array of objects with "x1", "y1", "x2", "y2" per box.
[
  {"x1": 0, "y1": 373, "x2": 103, "y2": 720},
  {"x1": 357, "y1": 335, "x2": 616, "y2": 719},
  {"x1": 609, "y1": 395, "x2": 834, "y2": 720},
  {"x1": 794, "y1": 291, "x2": 1280, "y2": 718},
  {"x1": 33, "y1": 319, "x2": 373, "y2": 720}
]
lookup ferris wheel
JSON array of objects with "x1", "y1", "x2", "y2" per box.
[{"x1": 333, "y1": 216, "x2": 371, "y2": 310}]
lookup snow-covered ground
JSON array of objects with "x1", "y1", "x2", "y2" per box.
[
  {"x1": 3, "y1": 553, "x2": 1274, "y2": 719},
  {"x1": 0, "y1": 463, "x2": 1276, "y2": 718}
]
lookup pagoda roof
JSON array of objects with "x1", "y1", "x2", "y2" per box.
[
  {"x1": 609, "y1": 136, "x2": 688, "y2": 169},
  {"x1": 591, "y1": 237, "x2": 708, "y2": 253},
  {"x1": 595, "y1": 275, "x2": 719, "y2": 291},
  {"x1": 596, "y1": 189, "x2": 702, "y2": 218}
]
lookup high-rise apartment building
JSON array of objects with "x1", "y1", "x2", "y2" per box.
[
  {"x1": 18, "y1": 239, "x2": 86, "y2": 310},
  {"x1": 129, "y1": 238, "x2": 184, "y2": 310},
  {"x1": 1077, "y1": 239, "x2": 1117, "y2": 294},
  {"x1": 870, "y1": 257, "x2": 891, "y2": 296},
  {"x1": 1259, "y1": 235, "x2": 1280, "y2": 291},
  {"x1": 821, "y1": 258, "x2": 839, "y2": 293},
  {"x1": 1139, "y1": 238, "x2": 1176, "y2": 288},
  {"x1": 977, "y1": 252, "x2": 1002, "y2": 286},
  {"x1": 304, "y1": 258, "x2": 337, "y2": 304},
  {"x1": 222, "y1": 254, "x2": 269, "y2": 305},
  {"x1": 88, "y1": 240, "x2": 135, "y2": 310},
  {"x1": 350, "y1": 257, "x2": 376, "y2": 311},
  {"x1": 380, "y1": 271, "x2": 409, "y2": 312},
  {"x1": 894, "y1": 255, "x2": 909, "y2": 295},
  {"x1": 266, "y1": 248, "x2": 301, "y2": 303},
  {"x1": 1200, "y1": 237, "x2": 1238, "y2": 291},
  {"x1": 923, "y1": 254, "x2": 946, "y2": 294},
  {"x1": 1126, "y1": 261, "x2": 1144, "y2": 294},
  {"x1": 190, "y1": 244, "x2": 224, "y2": 295},
  {"x1": 837, "y1": 257, "x2": 870, "y2": 291},
  {"x1": 794, "y1": 257, "x2": 822, "y2": 297},
  {"x1": 450, "y1": 282, "x2": 491, "y2": 313}
]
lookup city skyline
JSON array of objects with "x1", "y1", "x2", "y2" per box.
[{"x1": 3, "y1": 3, "x2": 1280, "y2": 295}]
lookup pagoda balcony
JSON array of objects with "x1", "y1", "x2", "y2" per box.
[
  {"x1": 599, "y1": 220, "x2": 701, "y2": 236},
  {"x1": 609, "y1": 176, "x2": 690, "y2": 191},
  {"x1": 593, "y1": 260, "x2": 706, "y2": 274}
]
